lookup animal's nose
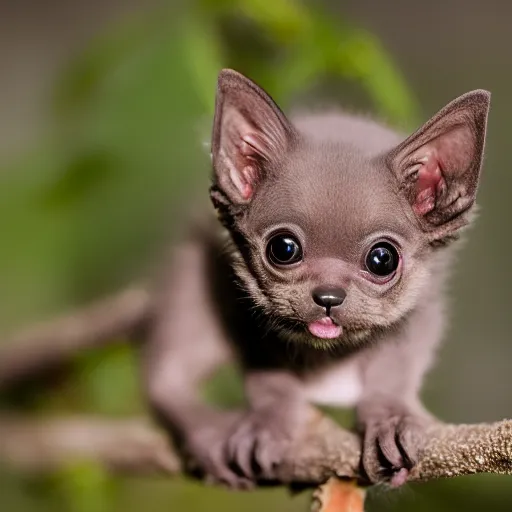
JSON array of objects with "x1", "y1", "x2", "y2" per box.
[{"x1": 312, "y1": 286, "x2": 346, "y2": 310}]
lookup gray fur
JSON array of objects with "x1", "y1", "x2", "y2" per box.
[{"x1": 142, "y1": 69, "x2": 490, "y2": 487}]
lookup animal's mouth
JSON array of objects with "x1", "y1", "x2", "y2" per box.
[{"x1": 307, "y1": 317, "x2": 343, "y2": 339}]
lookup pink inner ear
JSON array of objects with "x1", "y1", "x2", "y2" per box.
[
  {"x1": 229, "y1": 134, "x2": 263, "y2": 201},
  {"x1": 241, "y1": 133, "x2": 267, "y2": 157},
  {"x1": 239, "y1": 166, "x2": 256, "y2": 200},
  {"x1": 412, "y1": 152, "x2": 446, "y2": 216},
  {"x1": 228, "y1": 158, "x2": 256, "y2": 201}
]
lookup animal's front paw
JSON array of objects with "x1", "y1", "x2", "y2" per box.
[
  {"x1": 226, "y1": 401, "x2": 314, "y2": 481},
  {"x1": 182, "y1": 410, "x2": 255, "y2": 490},
  {"x1": 357, "y1": 398, "x2": 435, "y2": 487}
]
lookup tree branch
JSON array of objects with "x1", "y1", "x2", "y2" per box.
[
  {"x1": 1, "y1": 412, "x2": 511, "y2": 485},
  {"x1": 0, "y1": 414, "x2": 179, "y2": 475},
  {"x1": 0, "y1": 285, "x2": 151, "y2": 387}
]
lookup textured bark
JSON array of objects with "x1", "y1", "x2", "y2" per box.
[{"x1": 1, "y1": 413, "x2": 512, "y2": 485}]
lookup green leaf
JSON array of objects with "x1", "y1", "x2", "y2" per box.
[
  {"x1": 40, "y1": 150, "x2": 120, "y2": 210},
  {"x1": 181, "y1": 12, "x2": 225, "y2": 115},
  {"x1": 51, "y1": 461, "x2": 116, "y2": 512},
  {"x1": 75, "y1": 344, "x2": 142, "y2": 415}
]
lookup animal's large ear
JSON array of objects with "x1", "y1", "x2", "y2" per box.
[
  {"x1": 211, "y1": 69, "x2": 296, "y2": 205},
  {"x1": 387, "y1": 90, "x2": 490, "y2": 237}
]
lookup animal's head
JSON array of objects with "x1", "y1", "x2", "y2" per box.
[{"x1": 210, "y1": 69, "x2": 490, "y2": 349}]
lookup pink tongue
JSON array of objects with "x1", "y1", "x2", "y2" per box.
[{"x1": 308, "y1": 318, "x2": 342, "y2": 339}]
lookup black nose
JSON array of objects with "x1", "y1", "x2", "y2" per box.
[{"x1": 312, "y1": 286, "x2": 346, "y2": 311}]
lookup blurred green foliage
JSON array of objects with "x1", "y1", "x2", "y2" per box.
[
  {"x1": 0, "y1": 0, "x2": 418, "y2": 327},
  {"x1": 9, "y1": 1, "x2": 503, "y2": 511}
]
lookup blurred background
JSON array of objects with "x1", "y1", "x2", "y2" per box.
[{"x1": 0, "y1": 0, "x2": 511, "y2": 510}]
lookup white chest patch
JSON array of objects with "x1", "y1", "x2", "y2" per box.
[{"x1": 304, "y1": 359, "x2": 363, "y2": 407}]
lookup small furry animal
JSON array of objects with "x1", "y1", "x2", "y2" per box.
[{"x1": 142, "y1": 69, "x2": 490, "y2": 488}]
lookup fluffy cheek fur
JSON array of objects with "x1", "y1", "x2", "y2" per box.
[
  {"x1": 229, "y1": 244, "x2": 302, "y2": 322},
  {"x1": 343, "y1": 263, "x2": 432, "y2": 332}
]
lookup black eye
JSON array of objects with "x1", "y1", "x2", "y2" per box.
[
  {"x1": 266, "y1": 233, "x2": 303, "y2": 266},
  {"x1": 365, "y1": 242, "x2": 400, "y2": 277}
]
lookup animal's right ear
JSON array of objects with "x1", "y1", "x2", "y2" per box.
[
  {"x1": 387, "y1": 90, "x2": 490, "y2": 237},
  {"x1": 211, "y1": 69, "x2": 296, "y2": 205}
]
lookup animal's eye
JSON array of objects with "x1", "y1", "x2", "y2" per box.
[
  {"x1": 266, "y1": 233, "x2": 303, "y2": 266},
  {"x1": 365, "y1": 242, "x2": 400, "y2": 277}
]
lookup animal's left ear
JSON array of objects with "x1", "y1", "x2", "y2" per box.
[
  {"x1": 387, "y1": 90, "x2": 490, "y2": 236},
  {"x1": 211, "y1": 69, "x2": 296, "y2": 206}
]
